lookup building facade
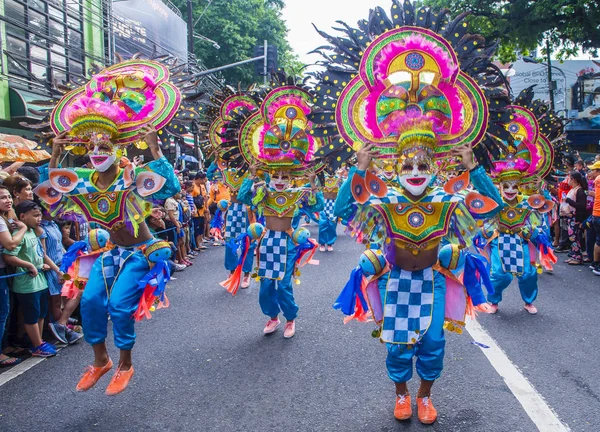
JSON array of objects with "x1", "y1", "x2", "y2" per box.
[{"x1": 0, "y1": 0, "x2": 106, "y2": 135}]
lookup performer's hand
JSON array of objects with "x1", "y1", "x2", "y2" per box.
[
  {"x1": 140, "y1": 124, "x2": 158, "y2": 149},
  {"x1": 52, "y1": 131, "x2": 71, "y2": 157},
  {"x1": 357, "y1": 143, "x2": 376, "y2": 171},
  {"x1": 451, "y1": 142, "x2": 477, "y2": 170},
  {"x1": 307, "y1": 167, "x2": 317, "y2": 187},
  {"x1": 249, "y1": 163, "x2": 258, "y2": 177}
]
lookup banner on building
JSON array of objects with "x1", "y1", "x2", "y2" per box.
[{"x1": 112, "y1": 0, "x2": 188, "y2": 63}]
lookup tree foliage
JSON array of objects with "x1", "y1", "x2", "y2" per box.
[
  {"x1": 171, "y1": 0, "x2": 303, "y2": 84},
  {"x1": 419, "y1": 0, "x2": 600, "y2": 62}
]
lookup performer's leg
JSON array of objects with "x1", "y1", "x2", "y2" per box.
[
  {"x1": 224, "y1": 240, "x2": 238, "y2": 272},
  {"x1": 242, "y1": 240, "x2": 257, "y2": 274},
  {"x1": 517, "y1": 245, "x2": 539, "y2": 305},
  {"x1": 80, "y1": 256, "x2": 110, "y2": 365},
  {"x1": 327, "y1": 219, "x2": 338, "y2": 246},
  {"x1": 318, "y1": 214, "x2": 328, "y2": 246},
  {"x1": 386, "y1": 344, "x2": 415, "y2": 385},
  {"x1": 415, "y1": 272, "x2": 446, "y2": 391},
  {"x1": 276, "y1": 240, "x2": 299, "y2": 322},
  {"x1": 107, "y1": 252, "x2": 150, "y2": 367},
  {"x1": 487, "y1": 244, "x2": 514, "y2": 305},
  {"x1": 259, "y1": 278, "x2": 280, "y2": 319}
]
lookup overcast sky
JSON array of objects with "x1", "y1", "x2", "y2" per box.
[
  {"x1": 281, "y1": 0, "x2": 388, "y2": 67},
  {"x1": 280, "y1": 0, "x2": 595, "y2": 65}
]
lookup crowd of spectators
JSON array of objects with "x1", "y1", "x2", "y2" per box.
[
  {"x1": 0, "y1": 159, "x2": 224, "y2": 367},
  {"x1": 552, "y1": 154, "x2": 600, "y2": 274}
]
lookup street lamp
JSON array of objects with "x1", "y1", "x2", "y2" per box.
[{"x1": 522, "y1": 56, "x2": 568, "y2": 115}]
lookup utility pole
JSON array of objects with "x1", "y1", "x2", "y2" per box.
[
  {"x1": 546, "y1": 38, "x2": 555, "y2": 112},
  {"x1": 263, "y1": 39, "x2": 268, "y2": 86},
  {"x1": 187, "y1": 0, "x2": 195, "y2": 68}
]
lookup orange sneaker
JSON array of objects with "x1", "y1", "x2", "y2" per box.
[
  {"x1": 76, "y1": 359, "x2": 113, "y2": 391},
  {"x1": 394, "y1": 393, "x2": 412, "y2": 421},
  {"x1": 417, "y1": 396, "x2": 438, "y2": 424},
  {"x1": 105, "y1": 366, "x2": 135, "y2": 396}
]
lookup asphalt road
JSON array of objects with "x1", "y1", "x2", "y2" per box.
[{"x1": 0, "y1": 224, "x2": 598, "y2": 431}]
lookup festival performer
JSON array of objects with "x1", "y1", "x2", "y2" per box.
[
  {"x1": 237, "y1": 79, "x2": 325, "y2": 339},
  {"x1": 201, "y1": 91, "x2": 261, "y2": 290},
  {"x1": 318, "y1": 174, "x2": 341, "y2": 251},
  {"x1": 206, "y1": 162, "x2": 230, "y2": 246},
  {"x1": 482, "y1": 94, "x2": 559, "y2": 314},
  {"x1": 310, "y1": 1, "x2": 511, "y2": 423},
  {"x1": 34, "y1": 60, "x2": 180, "y2": 395}
]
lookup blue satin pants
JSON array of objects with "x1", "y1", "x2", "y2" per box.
[
  {"x1": 385, "y1": 269, "x2": 446, "y2": 383},
  {"x1": 487, "y1": 238, "x2": 538, "y2": 305},
  {"x1": 81, "y1": 250, "x2": 149, "y2": 350},
  {"x1": 259, "y1": 237, "x2": 299, "y2": 321},
  {"x1": 318, "y1": 217, "x2": 338, "y2": 246},
  {"x1": 224, "y1": 240, "x2": 257, "y2": 273}
]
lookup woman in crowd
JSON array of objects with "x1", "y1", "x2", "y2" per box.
[
  {"x1": 3, "y1": 176, "x2": 33, "y2": 213},
  {"x1": 563, "y1": 172, "x2": 588, "y2": 265},
  {"x1": 0, "y1": 185, "x2": 28, "y2": 366}
]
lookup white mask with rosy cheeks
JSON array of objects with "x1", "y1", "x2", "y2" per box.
[
  {"x1": 398, "y1": 158, "x2": 433, "y2": 196},
  {"x1": 501, "y1": 182, "x2": 519, "y2": 201},
  {"x1": 89, "y1": 144, "x2": 117, "y2": 172},
  {"x1": 268, "y1": 173, "x2": 291, "y2": 192}
]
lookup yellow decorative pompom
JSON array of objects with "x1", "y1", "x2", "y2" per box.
[{"x1": 134, "y1": 140, "x2": 149, "y2": 150}]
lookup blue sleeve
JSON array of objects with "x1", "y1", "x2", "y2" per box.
[
  {"x1": 334, "y1": 167, "x2": 364, "y2": 220},
  {"x1": 469, "y1": 165, "x2": 503, "y2": 218},
  {"x1": 237, "y1": 178, "x2": 255, "y2": 206},
  {"x1": 142, "y1": 157, "x2": 180, "y2": 200},
  {"x1": 306, "y1": 191, "x2": 325, "y2": 212}
]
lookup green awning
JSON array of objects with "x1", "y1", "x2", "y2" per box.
[{"x1": 8, "y1": 87, "x2": 52, "y2": 120}]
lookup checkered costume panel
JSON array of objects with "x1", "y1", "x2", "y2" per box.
[
  {"x1": 498, "y1": 233, "x2": 524, "y2": 274},
  {"x1": 101, "y1": 246, "x2": 133, "y2": 294},
  {"x1": 258, "y1": 230, "x2": 288, "y2": 280},
  {"x1": 225, "y1": 202, "x2": 247, "y2": 240},
  {"x1": 321, "y1": 199, "x2": 336, "y2": 220},
  {"x1": 380, "y1": 267, "x2": 434, "y2": 344}
]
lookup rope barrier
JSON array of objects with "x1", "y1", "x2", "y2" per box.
[
  {"x1": 153, "y1": 227, "x2": 177, "y2": 235},
  {"x1": 0, "y1": 269, "x2": 43, "y2": 280}
]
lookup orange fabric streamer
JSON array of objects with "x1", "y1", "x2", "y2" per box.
[{"x1": 61, "y1": 280, "x2": 80, "y2": 299}]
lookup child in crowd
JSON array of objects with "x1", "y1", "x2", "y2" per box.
[
  {"x1": 39, "y1": 209, "x2": 84, "y2": 345},
  {"x1": 2, "y1": 200, "x2": 55, "y2": 357}
]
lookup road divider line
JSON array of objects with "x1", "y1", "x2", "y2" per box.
[
  {"x1": 466, "y1": 318, "x2": 570, "y2": 432},
  {"x1": 0, "y1": 357, "x2": 46, "y2": 387}
]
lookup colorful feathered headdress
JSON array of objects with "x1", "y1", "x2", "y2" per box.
[
  {"x1": 238, "y1": 77, "x2": 326, "y2": 176},
  {"x1": 492, "y1": 86, "x2": 562, "y2": 184},
  {"x1": 309, "y1": 1, "x2": 514, "y2": 171},
  {"x1": 50, "y1": 60, "x2": 181, "y2": 150}
]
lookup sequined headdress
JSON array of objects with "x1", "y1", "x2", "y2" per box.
[
  {"x1": 491, "y1": 86, "x2": 563, "y2": 184},
  {"x1": 309, "y1": 0, "x2": 513, "y2": 172},
  {"x1": 50, "y1": 60, "x2": 182, "y2": 150},
  {"x1": 238, "y1": 74, "x2": 326, "y2": 176}
]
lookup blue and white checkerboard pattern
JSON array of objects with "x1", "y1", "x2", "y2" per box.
[
  {"x1": 101, "y1": 247, "x2": 133, "y2": 293},
  {"x1": 322, "y1": 199, "x2": 336, "y2": 220},
  {"x1": 258, "y1": 230, "x2": 288, "y2": 280},
  {"x1": 381, "y1": 267, "x2": 434, "y2": 344},
  {"x1": 225, "y1": 202, "x2": 247, "y2": 240},
  {"x1": 498, "y1": 233, "x2": 524, "y2": 274}
]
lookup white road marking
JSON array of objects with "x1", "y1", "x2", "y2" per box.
[
  {"x1": 466, "y1": 318, "x2": 570, "y2": 432},
  {"x1": 0, "y1": 357, "x2": 46, "y2": 387}
]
